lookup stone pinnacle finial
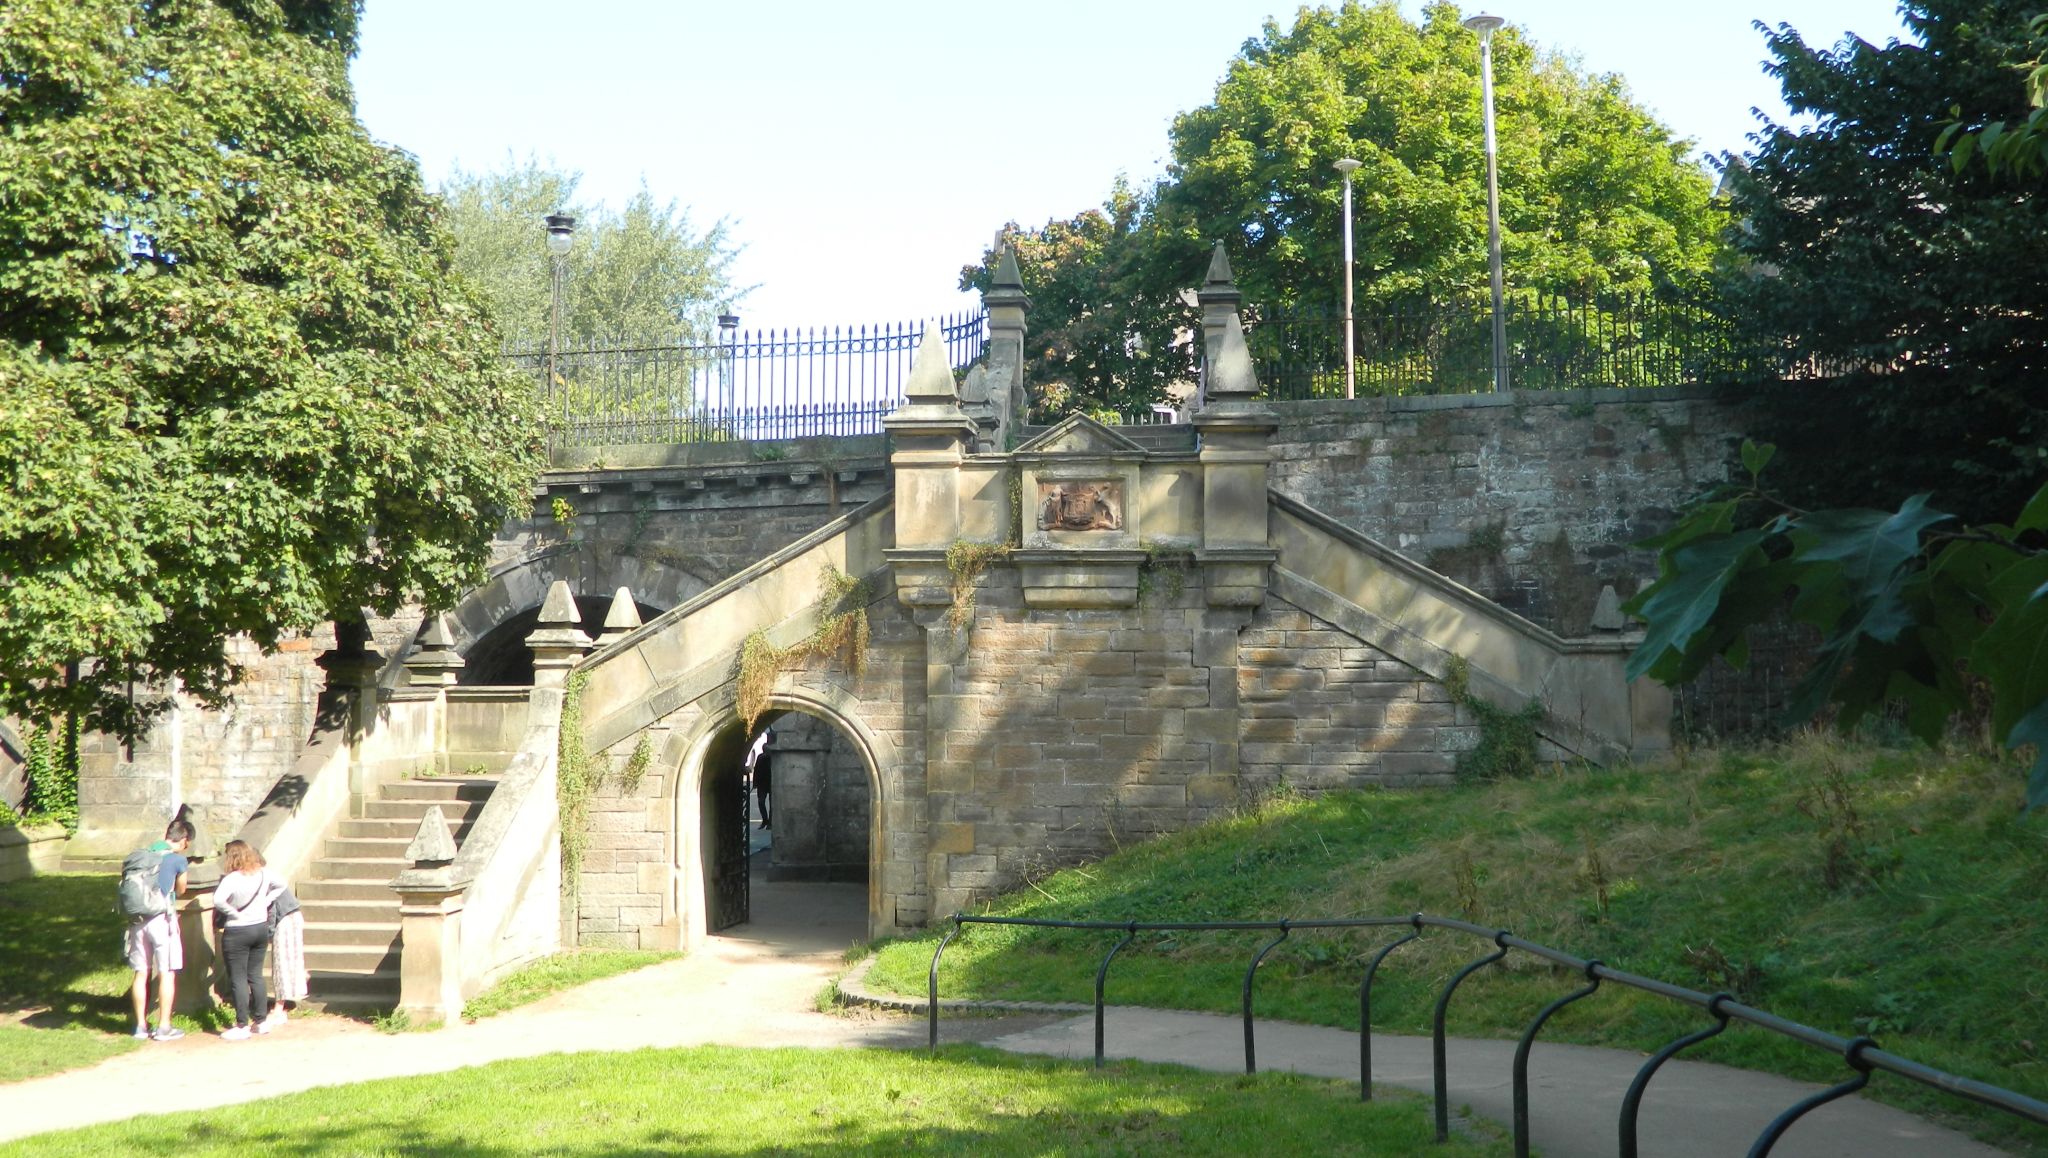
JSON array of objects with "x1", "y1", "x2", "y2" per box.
[
  {"x1": 1205, "y1": 310, "x2": 1259, "y2": 399},
  {"x1": 525, "y1": 580, "x2": 591, "y2": 687},
  {"x1": 404, "y1": 805, "x2": 457, "y2": 865},
  {"x1": 1200, "y1": 241, "x2": 1241, "y2": 307},
  {"x1": 903, "y1": 324, "x2": 958, "y2": 404},
  {"x1": 598, "y1": 586, "x2": 641, "y2": 646},
  {"x1": 993, "y1": 245, "x2": 1025, "y2": 290},
  {"x1": 402, "y1": 612, "x2": 466, "y2": 687}
]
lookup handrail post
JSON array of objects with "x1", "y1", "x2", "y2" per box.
[
  {"x1": 1435, "y1": 930, "x2": 1510, "y2": 1143},
  {"x1": 927, "y1": 918, "x2": 961, "y2": 1056},
  {"x1": 1359, "y1": 914, "x2": 1424, "y2": 1101},
  {"x1": 1241, "y1": 921, "x2": 1291, "y2": 1074},
  {"x1": 1093, "y1": 922, "x2": 1138, "y2": 1069},
  {"x1": 1619, "y1": 993, "x2": 1732, "y2": 1158},
  {"x1": 1748, "y1": 1037, "x2": 1877, "y2": 1158},
  {"x1": 1512, "y1": 960, "x2": 1602, "y2": 1158}
]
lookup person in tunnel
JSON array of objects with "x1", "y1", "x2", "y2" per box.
[{"x1": 749, "y1": 728, "x2": 773, "y2": 830}]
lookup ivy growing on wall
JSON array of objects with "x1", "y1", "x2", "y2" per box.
[
  {"x1": 557, "y1": 671, "x2": 596, "y2": 894},
  {"x1": 944, "y1": 541, "x2": 1011, "y2": 630},
  {"x1": 1441, "y1": 655, "x2": 1546, "y2": 780},
  {"x1": 13, "y1": 719, "x2": 78, "y2": 832}
]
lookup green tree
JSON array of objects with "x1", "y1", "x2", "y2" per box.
[
  {"x1": 439, "y1": 159, "x2": 742, "y2": 348},
  {"x1": 1725, "y1": 1, "x2": 2048, "y2": 525},
  {"x1": 965, "y1": 1, "x2": 1722, "y2": 415},
  {"x1": 0, "y1": 0, "x2": 543, "y2": 733}
]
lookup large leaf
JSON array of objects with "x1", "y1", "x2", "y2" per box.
[
  {"x1": 1970, "y1": 555, "x2": 2048, "y2": 739},
  {"x1": 2005, "y1": 698, "x2": 2048, "y2": 812},
  {"x1": 1624, "y1": 528, "x2": 1772, "y2": 682},
  {"x1": 1789, "y1": 495, "x2": 1951, "y2": 605}
]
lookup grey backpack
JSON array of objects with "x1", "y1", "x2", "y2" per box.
[{"x1": 118, "y1": 848, "x2": 173, "y2": 920}]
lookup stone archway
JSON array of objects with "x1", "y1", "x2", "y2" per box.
[
  {"x1": 438, "y1": 541, "x2": 711, "y2": 682},
  {"x1": 662, "y1": 684, "x2": 895, "y2": 949}
]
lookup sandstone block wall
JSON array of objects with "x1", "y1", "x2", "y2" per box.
[{"x1": 1267, "y1": 386, "x2": 1745, "y2": 635}]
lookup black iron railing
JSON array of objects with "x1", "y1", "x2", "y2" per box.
[
  {"x1": 508, "y1": 311, "x2": 987, "y2": 447},
  {"x1": 1244, "y1": 292, "x2": 1760, "y2": 400},
  {"x1": 926, "y1": 913, "x2": 2048, "y2": 1157}
]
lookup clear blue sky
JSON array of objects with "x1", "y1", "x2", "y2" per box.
[{"x1": 350, "y1": 1, "x2": 1909, "y2": 331}]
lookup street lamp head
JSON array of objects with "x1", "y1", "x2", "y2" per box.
[
  {"x1": 543, "y1": 213, "x2": 577, "y2": 257},
  {"x1": 1333, "y1": 157, "x2": 1362, "y2": 177},
  {"x1": 1461, "y1": 12, "x2": 1504, "y2": 42}
]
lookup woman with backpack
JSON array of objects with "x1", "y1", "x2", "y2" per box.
[{"x1": 211, "y1": 839, "x2": 283, "y2": 1041}]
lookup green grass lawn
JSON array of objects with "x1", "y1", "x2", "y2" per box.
[
  {"x1": 460, "y1": 948, "x2": 681, "y2": 1021},
  {"x1": 864, "y1": 738, "x2": 2048, "y2": 1154},
  {"x1": 0, "y1": 873, "x2": 156, "y2": 1081},
  {"x1": 5, "y1": 1044, "x2": 1506, "y2": 1156}
]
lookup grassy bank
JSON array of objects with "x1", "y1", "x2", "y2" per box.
[
  {"x1": 864, "y1": 739, "x2": 2048, "y2": 1153},
  {"x1": 459, "y1": 948, "x2": 681, "y2": 1021},
  {"x1": 7, "y1": 1044, "x2": 1504, "y2": 1155}
]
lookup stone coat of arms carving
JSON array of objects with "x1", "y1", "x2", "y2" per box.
[{"x1": 1037, "y1": 481, "x2": 1123, "y2": 531}]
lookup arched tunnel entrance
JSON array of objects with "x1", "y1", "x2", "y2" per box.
[{"x1": 697, "y1": 708, "x2": 872, "y2": 934}]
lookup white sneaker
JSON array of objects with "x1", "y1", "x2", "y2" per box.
[
  {"x1": 252, "y1": 1021, "x2": 270, "y2": 1035},
  {"x1": 221, "y1": 1025, "x2": 252, "y2": 1041}
]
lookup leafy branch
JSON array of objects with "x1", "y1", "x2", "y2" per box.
[{"x1": 1625, "y1": 441, "x2": 2048, "y2": 810}]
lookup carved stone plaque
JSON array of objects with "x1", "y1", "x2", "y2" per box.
[{"x1": 1036, "y1": 481, "x2": 1123, "y2": 531}]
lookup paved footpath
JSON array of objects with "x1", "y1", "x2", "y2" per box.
[{"x1": 0, "y1": 878, "x2": 2012, "y2": 1155}]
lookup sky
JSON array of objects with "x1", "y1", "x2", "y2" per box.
[{"x1": 350, "y1": 1, "x2": 1912, "y2": 331}]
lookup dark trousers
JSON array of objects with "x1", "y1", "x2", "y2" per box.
[{"x1": 220, "y1": 923, "x2": 272, "y2": 1027}]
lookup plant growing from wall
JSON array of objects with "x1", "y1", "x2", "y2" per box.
[
  {"x1": 944, "y1": 541, "x2": 1012, "y2": 630},
  {"x1": 1441, "y1": 655, "x2": 1545, "y2": 780},
  {"x1": 618, "y1": 734, "x2": 654, "y2": 796},
  {"x1": 557, "y1": 671, "x2": 597, "y2": 894},
  {"x1": 735, "y1": 566, "x2": 872, "y2": 731},
  {"x1": 1136, "y1": 544, "x2": 1193, "y2": 606}
]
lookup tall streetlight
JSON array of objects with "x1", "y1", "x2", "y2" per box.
[
  {"x1": 1462, "y1": 12, "x2": 1508, "y2": 394},
  {"x1": 1333, "y1": 157, "x2": 1362, "y2": 400},
  {"x1": 543, "y1": 213, "x2": 577, "y2": 399}
]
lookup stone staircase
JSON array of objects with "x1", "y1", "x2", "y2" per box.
[{"x1": 295, "y1": 777, "x2": 496, "y2": 1013}]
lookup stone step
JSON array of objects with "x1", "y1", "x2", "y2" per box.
[
  {"x1": 301, "y1": 921, "x2": 401, "y2": 947},
  {"x1": 322, "y1": 836, "x2": 417, "y2": 861},
  {"x1": 298, "y1": 898, "x2": 399, "y2": 925},
  {"x1": 306, "y1": 968, "x2": 400, "y2": 1006},
  {"x1": 304, "y1": 943, "x2": 401, "y2": 974},
  {"x1": 337, "y1": 817, "x2": 474, "y2": 841},
  {"x1": 296, "y1": 879, "x2": 401, "y2": 903},
  {"x1": 379, "y1": 778, "x2": 496, "y2": 803},
  {"x1": 310, "y1": 857, "x2": 408, "y2": 881},
  {"x1": 361, "y1": 798, "x2": 488, "y2": 823}
]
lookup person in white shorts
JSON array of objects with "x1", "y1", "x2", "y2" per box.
[{"x1": 125, "y1": 819, "x2": 192, "y2": 1041}]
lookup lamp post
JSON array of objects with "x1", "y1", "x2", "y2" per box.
[
  {"x1": 1462, "y1": 12, "x2": 1509, "y2": 394},
  {"x1": 717, "y1": 310, "x2": 739, "y2": 436},
  {"x1": 1333, "y1": 157, "x2": 1362, "y2": 399},
  {"x1": 543, "y1": 213, "x2": 576, "y2": 400}
]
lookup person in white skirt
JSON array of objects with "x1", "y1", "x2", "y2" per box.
[{"x1": 265, "y1": 882, "x2": 307, "y2": 1027}]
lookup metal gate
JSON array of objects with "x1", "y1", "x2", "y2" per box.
[{"x1": 709, "y1": 763, "x2": 750, "y2": 930}]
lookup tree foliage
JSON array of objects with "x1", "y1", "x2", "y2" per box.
[
  {"x1": 964, "y1": 1, "x2": 1722, "y2": 416},
  {"x1": 0, "y1": 0, "x2": 544, "y2": 732},
  {"x1": 1626, "y1": 443, "x2": 2048, "y2": 810},
  {"x1": 1725, "y1": 1, "x2": 2048, "y2": 525},
  {"x1": 439, "y1": 158, "x2": 742, "y2": 348}
]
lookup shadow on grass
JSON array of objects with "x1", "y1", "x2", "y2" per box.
[{"x1": 0, "y1": 875, "x2": 134, "y2": 1034}]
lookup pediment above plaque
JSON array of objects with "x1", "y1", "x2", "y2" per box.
[{"x1": 1013, "y1": 414, "x2": 1149, "y2": 460}]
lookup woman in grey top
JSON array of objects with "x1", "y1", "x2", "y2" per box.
[{"x1": 213, "y1": 840, "x2": 283, "y2": 1040}]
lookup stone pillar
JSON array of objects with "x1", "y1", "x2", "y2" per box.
[
  {"x1": 977, "y1": 245, "x2": 1031, "y2": 452},
  {"x1": 597, "y1": 587, "x2": 641, "y2": 648},
  {"x1": 525, "y1": 581, "x2": 592, "y2": 689},
  {"x1": 1191, "y1": 243, "x2": 1278, "y2": 608},
  {"x1": 391, "y1": 805, "x2": 466, "y2": 1025},
  {"x1": 884, "y1": 328, "x2": 980, "y2": 608},
  {"x1": 319, "y1": 617, "x2": 386, "y2": 814}
]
